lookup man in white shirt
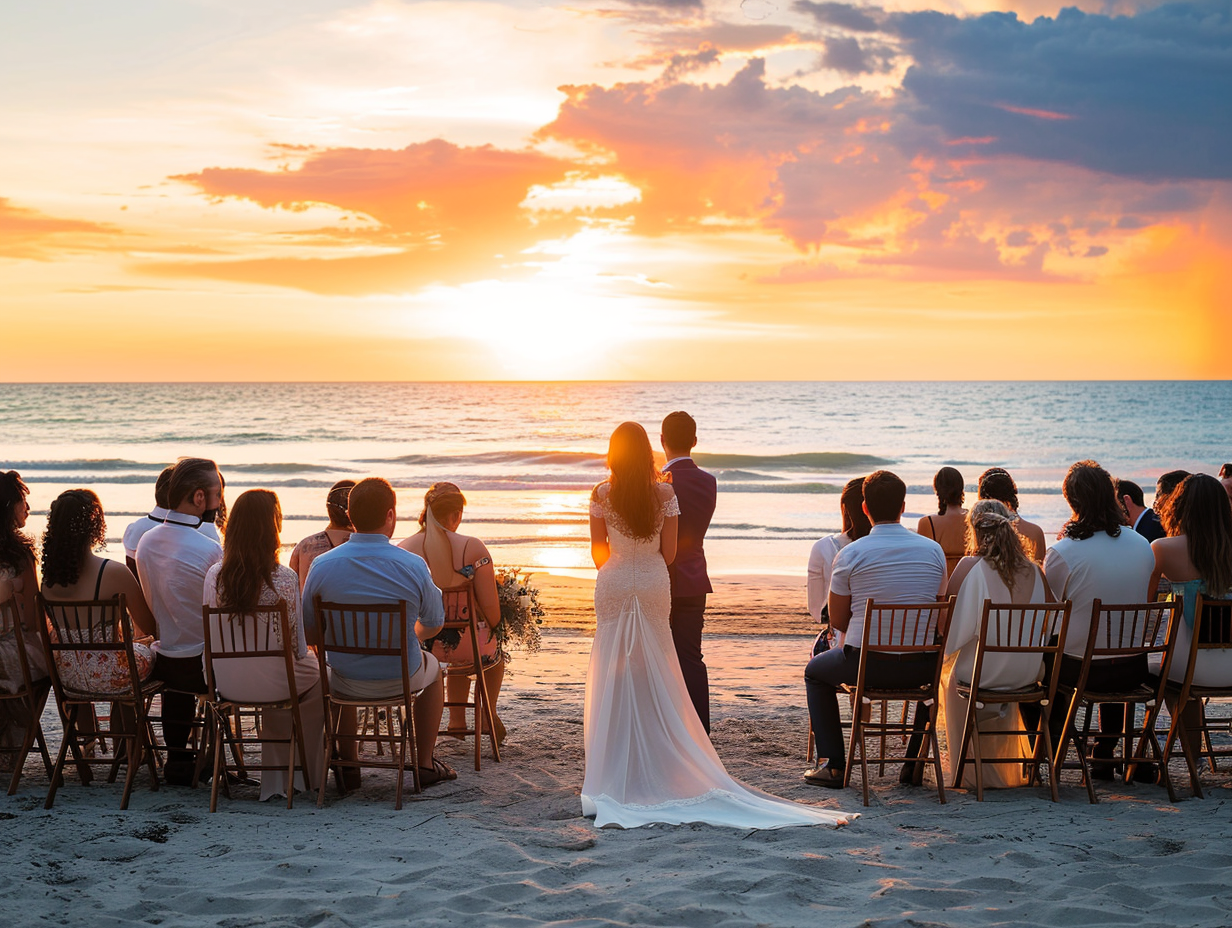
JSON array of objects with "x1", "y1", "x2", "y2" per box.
[
  {"x1": 1041, "y1": 460, "x2": 1155, "y2": 779},
  {"x1": 135, "y1": 457, "x2": 225, "y2": 785},
  {"x1": 123, "y1": 465, "x2": 220, "y2": 575},
  {"x1": 803, "y1": 471, "x2": 947, "y2": 788}
]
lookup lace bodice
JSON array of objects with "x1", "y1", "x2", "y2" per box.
[{"x1": 589, "y1": 481, "x2": 679, "y2": 556}]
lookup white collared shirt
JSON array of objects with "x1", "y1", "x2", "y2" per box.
[
  {"x1": 123, "y1": 506, "x2": 219, "y2": 559},
  {"x1": 664, "y1": 456, "x2": 692, "y2": 469},
  {"x1": 135, "y1": 518, "x2": 222, "y2": 658}
]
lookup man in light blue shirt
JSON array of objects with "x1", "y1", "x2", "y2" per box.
[
  {"x1": 802, "y1": 470, "x2": 947, "y2": 789},
  {"x1": 303, "y1": 477, "x2": 453, "y2": 787}
]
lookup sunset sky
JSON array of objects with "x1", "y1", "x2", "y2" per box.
[{"x1": 3, "y1": 0, "x2": 1229, "y2": 380}]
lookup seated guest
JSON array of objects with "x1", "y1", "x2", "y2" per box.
[
  {"x1": 942, "y1": 500, "x2": 1054, "y2": 788},
  {"x1": 0, "y1": 472, "x2": 50, "y2": 767},
  {"x1": 1150, "y1": 474, "x2": 1232, "y2": 692},
  {"x1": 135, "y1": 457, "x2": 225, "y2": 785},
  {"x1": 1042, "y1": 460, "x2": 1155, "y2": 779},
  {"x1": 302, "y1": 477, "x2": 454, "y2": 787},
  {"x1": 977, "y1": 468, "x2": 1046, "y2": 563},
  {"x1": 1115, "y1": 478, "x2": 1165, "y2": 542},
  {"x1": 204, "y1": 489, "x2": 326, "y2": 800},
  {"x1": 1155, "y1": 470, "x2": 1191, "y2": 514},
  {"x1": 289, "y1": 480, "x2": 356, "y2": 590},
  {"x1": 918, "y1": 467, "x2": 968, "y2": 579},
  {"x1": 1218, "y1": 464, "x2": 1232, "y2": 506},
  {"x1": 807, "y1": 477, "x2": 871, "y2": 651},
  {"x1": 802, "y1": 470, "x2": 946, "y2": 788},
  {"x1": 41, "y1": 490, "x2": 157, "y2": 700},
  {"x1": 123, "y1": 466, "x2": 219, "y2": 576},
  {"x1": 399, "y1": 482, "x2": 505, "y2": 745}
]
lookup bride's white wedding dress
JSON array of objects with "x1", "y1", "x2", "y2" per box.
[{"x1": 582, "y1": 482, "x2": 857, "y2": 829}]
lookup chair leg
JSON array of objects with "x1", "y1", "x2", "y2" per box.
[
  {"x1": 394, "y1": 705, "x2": 406, "y2": 811},
  {"x1": 971, "y1": 708, "x2": 985, "y2": 802},
  {"x1": 317, "y1": 701, "x2": 335, "y2": 809},
  {"x1": 806, "y1": 725, "x2": 814, "y2": 762},
  {"x1": 927, "y1": 703, "x2": 945, "y2": 805},
  {"x1": 951, "y1": 697, "x2": 976, "y2": 791}
]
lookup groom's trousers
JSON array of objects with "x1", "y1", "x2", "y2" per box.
[{"x1": 670, "y1": 594, "x2": 710, "y2": 733}]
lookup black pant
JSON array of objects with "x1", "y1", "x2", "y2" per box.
[
  {"x1": 805, "y1": 645, "x2": 936, "y2": 764},
  {"x1": 670, "y1": 595, "x2": 710, "y2": 733},
  {"x1": 153, "y1": 654, "x2": 207, "y2": 764},
  {"x1": 1023, "y1": 653, "x2": 1149, "y2": 760}
]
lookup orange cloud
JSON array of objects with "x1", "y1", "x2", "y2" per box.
[
  {"x1": 0, "y1": 198, "x2": 123, "y2": 260},
  {"x1": 153, "y1": 139, "x2": 577, "y2": 295}
]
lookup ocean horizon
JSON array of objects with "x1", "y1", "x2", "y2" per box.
[{"x1": 3, "y1": 380, "x2": 1227, "y2": 578}]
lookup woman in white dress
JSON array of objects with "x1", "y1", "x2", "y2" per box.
[
  {"x1": 942, "y1": 500, "x2": 1053, "y2": 788},
  {"x1": 582, "y1": 422, "x2": 856, "y2": 829},
  {"x1": 203, "y1": 489, "x2": 326, "y2": 801}
]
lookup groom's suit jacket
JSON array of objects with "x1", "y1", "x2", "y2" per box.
[{"x1": 663, "y1": 458, "x2": 717, "y2": 599}]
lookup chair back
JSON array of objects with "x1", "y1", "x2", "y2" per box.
[
  {"x1": 311, "y1": 598, "x2": 414, "y2": 697},
  {"x1": 202, "y1": 600, "x2": 300, "y2": 704},
  {"x1": 1085, "y1": 598, "x2": 1177, "y2": 660},
  {"x1": 37, "y1": 593, "x2": 144, "y2": 696},
  {"x1": 0, "y1": 595, "x2": 39, "y2": 693},
  {"x1": 970, "y1": 600, "x2": 1071, "y2": 697},
  {"x1": 860, "y1": 597, "x2": 954, "y2": 653},
  {"x1": 1174, "y1": 594, "x2": 1232, "y2": 692},
  {"x1": 438, "y1": 582, "x2": 484, "y2": 659}
]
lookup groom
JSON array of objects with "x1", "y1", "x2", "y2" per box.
[{"x1": 661, "y1": 411, "x2": 717, "y2": 733}]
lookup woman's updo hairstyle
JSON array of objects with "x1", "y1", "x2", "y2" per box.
[
  {"x1": 41, "y1": 489, "x2": 106, "y2": 587},
  {"x1": 965, "y1": 499, "x2": 1032, "y2": 593},
  {"x1": 420, "y1": 482, "x2": 467, "y2": 527},
  {"x1": 978, "y1": 467, "x2": 1020, "y2": 513},
  {"x1": 325, "y1": 479, "x2": 356, "y2": 531}
]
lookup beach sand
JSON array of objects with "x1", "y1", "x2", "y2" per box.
[{"x1": 4, "y1": 627, "x2": 1231, "y2": 928}]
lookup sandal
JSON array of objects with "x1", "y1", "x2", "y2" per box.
[
  {"x1": 802, "y1": 764, "x2": 846, "y2": 789},
  {"x1": 417, "y1": 757, "x2": 458, "y2": 788}
]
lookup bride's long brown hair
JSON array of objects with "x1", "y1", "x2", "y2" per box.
[{"x1": 605, "y1": 421, "x2": 661, "y2": 540}]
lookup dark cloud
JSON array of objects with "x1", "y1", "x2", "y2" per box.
[
  {"x1": 795, "y1": 1, "x2": 884, "y2": 33},
  {"x1": 1085, "y1": 245, "x2": 1109, "y2": 256},
  {"x1": 893, "y1": 1, "x2": 1232, "y2": 180},
  {"x1": 820, "y1": 35, "x2": 895, "y2": 73}
]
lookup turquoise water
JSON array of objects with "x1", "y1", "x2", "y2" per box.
[{"x1": 2, "y1": 381, "x2": 1227, "y2": 576}]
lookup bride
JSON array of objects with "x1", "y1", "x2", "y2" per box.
[{"x1": 581, "y1": 422, "x2": 857, "y2": 829}]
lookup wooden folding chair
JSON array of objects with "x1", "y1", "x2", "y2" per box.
[
  {"x1": 1054, "y1": 598, "x2": 1182, "y2": 803},
  {"x1": 437, "y1": 583, "x2": 501, "y2": 771},
  {"x1": 1160, "y1": 594, "x2": 1232, "y2": 799},
  {"x1": 38, "y1": 592, "x2": 163, "y2": 810},
  {"x1": 951, "y1": 600, "x2": 1071, "y2": 801},
  {"x1": 312, "y1": 598, "x2": 425, "y2": 810},
  {"x1": 201, "y1": 601, "x2": 316, "y2": 812},
  {"x1": 0, "y1": 595, "x2": 53, "y2": 794},
  {"x1": 843, "y1": 596, "x2": 955, "y2": 806}
]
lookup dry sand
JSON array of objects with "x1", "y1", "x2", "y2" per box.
[{"x1": 4, "y1": 626, "x2": 1231, "y2": 928}]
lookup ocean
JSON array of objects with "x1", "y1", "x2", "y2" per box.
[{"x1": 2, "y1": 381, "x2": 1227, "y2": 578}]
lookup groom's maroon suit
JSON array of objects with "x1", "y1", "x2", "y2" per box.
[{"x1": 663, "y1": 457, "x2": 717, "y2": 733}]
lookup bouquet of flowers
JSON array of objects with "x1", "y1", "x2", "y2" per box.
[{"x1": 494, "y1": 567, "x2": 544, "y2": 662}]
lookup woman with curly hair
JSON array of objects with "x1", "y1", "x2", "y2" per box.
[
  {"x1": 40, "y1": 489, "x2": 157, "y2": 697},
  {"x1": 942, "y1": 500, "x2": 1054, "y2": 788},
  {"x1": 0, "y1": 472, "x2": 50, "y2": 764},
  {"x1": 204, "y1": 489, "x2": 325, "y2": 800}
]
